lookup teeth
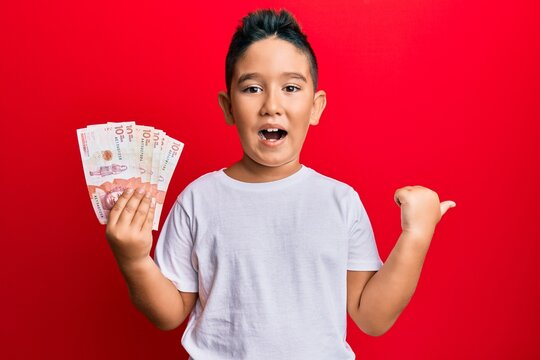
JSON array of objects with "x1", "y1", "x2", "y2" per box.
[{"x1": 258, "y1": 128, "x2": 285, "y2": 141}]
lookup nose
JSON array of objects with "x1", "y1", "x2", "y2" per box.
[{"x1": 259, "y1": 87, "x2": 283, "y2": 117}]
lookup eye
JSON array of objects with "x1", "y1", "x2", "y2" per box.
[
  {"x1": 242, "y1": 86, "x2": 262, "y2": 93},
  {"x1": 284, "y1": 85, "x2": 301, "y2": 92}
]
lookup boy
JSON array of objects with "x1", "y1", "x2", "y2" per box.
[{"x1": 105, "y1": 8, "x2": 456, "y2": 359}]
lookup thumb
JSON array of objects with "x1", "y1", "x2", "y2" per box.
[{"x1": 440, "y1": 200, "x2": 457, "y2": 217}]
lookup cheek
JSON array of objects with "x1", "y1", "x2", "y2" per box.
[
  {"x1": 290, "y1": 105, "x2": 313, "y2": 130},
  {"x1": 231, "y1": 96, "x2": 256, "y2": 116},
  {"x1": 288, "y1": 96, "x2": 313, "y2": 116},
  {"x1": 235, "y1": 121, "x2": 255, "y2": 144},
  {"x1": 232, "y1": 104, "x2": 258, "y2": 135}
]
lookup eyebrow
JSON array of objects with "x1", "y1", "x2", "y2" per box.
[{"x1": 237, "y1": 72, "x2": 308, "y2": 85}]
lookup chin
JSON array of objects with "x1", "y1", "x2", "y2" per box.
[
  {"x1": 245, "y1": 149, "x2": 298, "y2": 168},
  {"x1": 253, "y1": 156, "x2": 297, "y2": 168}
]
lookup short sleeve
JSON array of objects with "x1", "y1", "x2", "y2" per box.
[
  {"x1": 347, "y1": 190, "x2": 384, "y2": 271},
  {"x1": 153, "y1": 198, "x2": 199, "y2": 292}
]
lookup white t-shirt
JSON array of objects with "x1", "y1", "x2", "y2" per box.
[{"x1": 154, "y1": 165, "x2": 384, "y2": 360}]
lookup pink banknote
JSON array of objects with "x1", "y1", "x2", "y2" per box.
[{"x1": 77, "y1": 122, "x2": 184, "y2": 230}]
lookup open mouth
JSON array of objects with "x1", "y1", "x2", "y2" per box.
[{"x1": 258, "y1": 128, "x2": 288, "y2": 141}]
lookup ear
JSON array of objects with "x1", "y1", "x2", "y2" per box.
[
  {"x1": 309, "y1": 90, "x2": 327, "y2": 126},
  {"x1": 218, "y1": 91, "x2": 235, "y2": 126}
]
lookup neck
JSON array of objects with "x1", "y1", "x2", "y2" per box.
[{"x1": 224, "y1": 154, "x2": 302, "y2": 183}]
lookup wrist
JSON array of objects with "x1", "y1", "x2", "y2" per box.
[
  {"x1": 117, "y1": 255, "x2": 154, "y2": 275},
  {"x1": 400, "y1": 228, "x2": 434, "y2": 247}
]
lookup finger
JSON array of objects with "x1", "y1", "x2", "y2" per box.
[
  {"x1": 117, "y1": 187, "x2": 146, "y2": 226},
  {"x1": 394, "y1": 188, "x2": 406, "y2": 207},
  {"x1": 131, "y1": 191, "x2": 152, "y2": 230},
  {"x1": 440, "y1": 200, "x2": 457, "y2": 217},
  {"x1": 142, "y1": 197, "x2": 157, "y2": 233},
  {"x1": 108, "y1": 188, "x2": 134, "y2": 225}
]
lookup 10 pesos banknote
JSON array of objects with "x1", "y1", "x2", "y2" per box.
[{"x1": 76, "y1": 122, "x2": 184, "y2": 230}]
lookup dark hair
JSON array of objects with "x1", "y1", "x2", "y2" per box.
[{"x1": 225, "y1": 8, "x2": 318, "y2": 95}]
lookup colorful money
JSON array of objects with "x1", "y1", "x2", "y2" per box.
[{"x1": 77, "y1": 122, "x2": 184, "y2": 230}]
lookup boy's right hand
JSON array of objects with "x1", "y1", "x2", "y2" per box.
[{"x1": 105, "y1": 187, "x2": 156, "y2": 269}]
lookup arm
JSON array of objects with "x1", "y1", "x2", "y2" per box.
[
  {"x1": 348, "y1": 230, "x2": 432, "y2": 336},
  {"x1": 106, "y1": 188, "x2": 198, "y2": 330},
  {"x1": 116, "y1": 255, "x2": 198, "y2": 331},
  {"x1": 348, "y1": 186, "x2": 456, "y2": 336}
]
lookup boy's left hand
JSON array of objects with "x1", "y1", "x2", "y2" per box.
[{"x1": 394, "y1": 186, "x2": 456, "y2": 238}]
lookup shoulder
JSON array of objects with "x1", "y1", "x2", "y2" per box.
[
  {"x1": 173, "y1": 169, "x2": 223, "y2": 205},
  {"x1": 305, "y1": 166, "x2": 358, "y2": 199},
  {"x1": 183, "y1": 170, "x2": 222, "y2": 191},
  {"x1": 304, "y1": 167, "x2": 367, "y2": 220}
]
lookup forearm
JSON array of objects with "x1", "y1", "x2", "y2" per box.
[
  {"x1": 116, "y1": 256, "x2": 185, "y2": 330},
  {"x1": 355, "y1": 230, "x2": 433, "y2": 336}
]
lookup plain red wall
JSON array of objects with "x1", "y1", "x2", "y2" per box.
[{"x1": 2, "y1": 0, "x2": 539, "y2": 359}]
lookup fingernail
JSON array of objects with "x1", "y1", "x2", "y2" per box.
[
  {"x1": 145, "y1": 191, "x2": 151, "y2": 198},
  {"x1": 125, "y1": 188, "x2": 134, "y2": 194},
  {"x1": 137, "y1": 188, "x2": 145, "y2": 194},
  {"x1": 150, "y1": 198, "x2": 156, "y2": 208}
]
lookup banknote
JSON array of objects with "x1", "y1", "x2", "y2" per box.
[
  {"x1": 151, "y1": 129, "x2": 165, "y2": 186},
  {"x1": 153, "y1": 135, "x2": 184, "y2": 229},
  {"x1": 133, "y1": 124, "x2": 155, "y2": 186},
  {"x1": 77, "y1": 121, "x2": 183, "y2": 230}
]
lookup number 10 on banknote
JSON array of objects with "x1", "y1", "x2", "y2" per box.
[{"x1": 76, "y1": 122, "x2": 184, "y2": 230}]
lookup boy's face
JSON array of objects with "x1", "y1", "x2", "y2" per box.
[{"x1": 218, "y1": 37, "x2": 326, "y2": 169}]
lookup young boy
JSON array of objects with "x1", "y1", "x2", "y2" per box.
[{"x1": 105, "y1": 8, "x2": 456, "y2": 359}]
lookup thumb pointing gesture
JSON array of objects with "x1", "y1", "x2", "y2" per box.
[
  {"x1": 394, "y1": 186, "x2": 456, "y2": 235},
  {"x1": 440, "y1": 200, "x2": 457, "y2": 218}
]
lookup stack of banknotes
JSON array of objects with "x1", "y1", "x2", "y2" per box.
[{"x1": 76, "y1": 122, "x2": 184, "y2": 230}]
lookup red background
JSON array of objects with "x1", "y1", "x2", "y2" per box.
[{"x1": 2, "y1": 0, "x2": 539, "y2": 359}]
